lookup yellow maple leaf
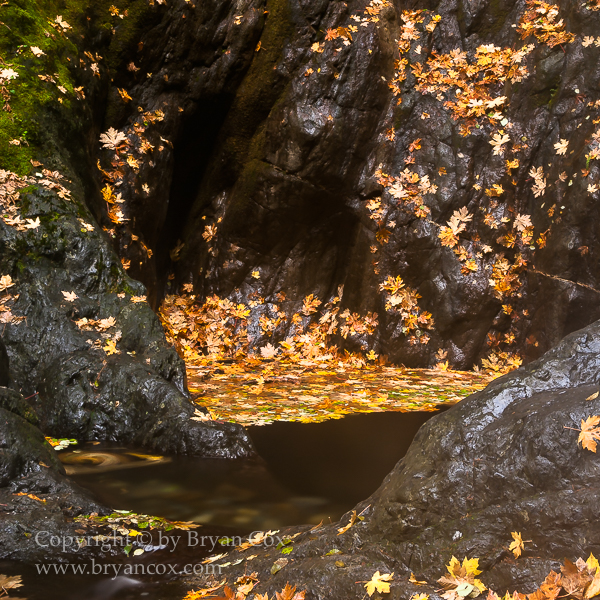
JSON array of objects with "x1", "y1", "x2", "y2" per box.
[
  {"x1": 103, "y1": 339, "x2": 119, "y2": 355},
  {"x1": 365, "y1": 571, "x2": 394, "y2": 596},
  {"x1": 578, "y1": 416, "x2": 600, "y2": 452},
  {"x1": 587, "y1": 554, "x2": 600, "y2": 573},
  {"x1": 337, "y1": 510, "x2": 357, "y2": 535},
  {"x1": 509, "y1": 531, "x2": 524, "y2": 558}
]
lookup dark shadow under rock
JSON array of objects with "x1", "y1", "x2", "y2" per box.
[{"x1": 182, "y1": 318, "x2": 600, "y2": 598}]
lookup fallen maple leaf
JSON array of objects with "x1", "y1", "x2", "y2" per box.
[
  {"x1": 260, "y1": 343, "x2": 278, "y2": 359},
  {"x1": 31, "y1": 46, "x2": 46, "y2": 56},
  {"x1": 578, "y1": 416, "x2": 600, "y2": 452},
  {"x1": 554, "y1": 139, "x2": 568, "y2": 155},
  {"x1": 0, "y1": 574, "x2": 23, "y2": 590},
  {"x1": 275, "y1": 583, "x2": 306, "y2": 600},
  {"x1": 100, "y1": 127, "x2": 128, "y2": 150},
  {"x1": 103, "y1": 339, "x2": 119, "y2": 355},
  {"x1": 490, "y1": 133, "x2": 509, "y2": 155},
  {"x1": 513, "y1": 214, "x2": 532, "y2": 232},
  {"x1": 97, "y1": 316, "x2": 116, "y2": 330},
  {"x1": 365, "y1": 571, "x2": 394, "y2": 596},
  {"x1": 62, "y1": 291, "x2": 78, "y2": 302},
  {"x1": 337, "y1": 510, "x2": 357, "y2": 535},
  {"x1": 0, "y1": 275, "x2": 15, "y2": 292},
  {"x1": 509, "y1": 531, "x2": 524, "y2": 558},
  {"x1": 24, "y1": 217, "x2": 41, "y2": 229}
]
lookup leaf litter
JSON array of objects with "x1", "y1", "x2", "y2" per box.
[{"x1": 187, "y1": 358, "x2": 492, "y2": 426}]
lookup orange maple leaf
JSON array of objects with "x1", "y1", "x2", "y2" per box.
[{"x1": 578, "y1": 416, "x2": 600, "y2": 452}]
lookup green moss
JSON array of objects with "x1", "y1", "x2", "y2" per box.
[{"x1": 0, "y1": 0, "x2": 157, "y2": 174}]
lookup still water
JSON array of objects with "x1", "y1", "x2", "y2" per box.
[{"x1": 4, "y1": 410, "x2": 440, "y2": 599}]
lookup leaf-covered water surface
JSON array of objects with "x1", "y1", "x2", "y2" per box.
[{"x1": 187, "y1": 358, "x2": 493, "y2": 426}]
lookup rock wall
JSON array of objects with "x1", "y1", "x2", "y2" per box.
[
  {"x1": 94, "y1": 0, "x2": 600, "y2": 368},
  {"x1": 0, "y1": 0, "x2": 254, "y2": 458}
]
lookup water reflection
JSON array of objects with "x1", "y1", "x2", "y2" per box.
[{"x1": 65, "y1": 410, "x2": 441, "y2": 530}]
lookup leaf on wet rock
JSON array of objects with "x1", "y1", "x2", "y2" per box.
[
  {"x1": 438, "y1": 557, "x2": 486, "y2": 600},
  {"x1": 410, "y1": 573, "x2": 428, "y2": 585},
  {"x1": 577, "y1": 416, "x2": 600, "y2": 452},
  {"x1": 62, "y1": 291, "x2": 78, "y2": 302},
  {"x1": 509, "y1": 531, "x2": 524, "y2": 558},
  {"x1": 0, "y1": 275, "x2": 15, "y2": 292},
  {"x1": 275, "y1": 583, "x2": 306, "y2": 600},
  {"x1": 271, "y1": 557, "x2": 288, "y2": 575},
  {"x1": 365, "y1": 571, "x2": 394, "y2": 596},
  {"x1": 103, "y1": 339, "x2": 119, "y2": 355},
  {"x1": 337, "y1": 510, "x2": 357, "y2": 535}
]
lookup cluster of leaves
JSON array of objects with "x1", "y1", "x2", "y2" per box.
[
  {"x1": 0, "y1": 167, "x2": 70, "y2": 230},
  {"x1": 412, "y1": 44, "x2": 532, "y2": 134},
  {"x1": 438, "y1": 557, "x2": 487, "y2": 600},
  {"x1": 186, "y1": 358, "x2": 491, "y2": 426},
  {"x1": 63, "y1": 292, "x2": 145, "y2": 357},
  {"x1": 76, "y1": 509, "x2": 199, "y2": 555},
  {"x1": 376, "y1": 166, "x2": 437, "y2": 222},
  {"x1": 75, "y1": 509, "x2": 200, "y2": 532},
  {"x1": 379, "y1": 275, "x2": 434, "y2": 344},
  {"x1": 97, "y1": 108, "x2": 167, "y2": 261},
  {"x1": 159, "y1": 287, "x2": 381, "y2": 365},
  {"x1": 488, "y1": 555, "x2": 600, "y2": 600},
  {"x1": 45, "y1": 436, "x2": 77, "y2": 451},
  {"x1": 516, "y1": 0, "x2": 576, "y2": 47},
  {"x1": 185, "y1": 580, "x2": 305, "y2": 600},
  {"x1": 388, "y1": 10, "x2": 440, "y2": 103},
  {"x1": 0, "y1": 273, "x2": 23, "y2": 326}
]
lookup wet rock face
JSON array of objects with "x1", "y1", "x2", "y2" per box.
[
  {"x1": 100, "y1": 0, "x2": 600, "y2": 368},
  {"x1": 0, "y1": 181, "x2": 254, "y2": 459},
  {"x1": 184, "y1": 318, "x2": 600, "y2": 598},
  {"x1": 0, "y1": 388, "x2": 109, "y2": 562},
  {"x1": 0, "y1": 338, "x2": 8, "y2": 387},
  {"x1": 0, "y1": 404, "x2": 63, "y2": 487}
]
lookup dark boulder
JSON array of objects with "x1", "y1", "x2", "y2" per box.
[
  {"x1": 0, "y1": 395, "x2": 108, "y2": 562},
  {"x1": 39, "y1": 350, "x2": 253, "y2": 457},
  {"x1": 184, "y1": 318, "x2": 600, "y2": 598},
  {"x1": 0, "y1": 406, "x2": 62, "y2": 487},
  {"x1": 0, "y1": 177, "x2": 254, "y2": 459}
]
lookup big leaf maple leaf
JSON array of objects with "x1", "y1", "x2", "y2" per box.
[{"x1": 578, "y1": 416, "x2": 600, "y2": 452}]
